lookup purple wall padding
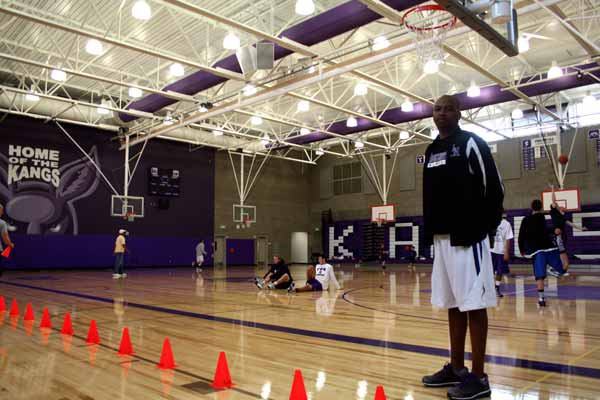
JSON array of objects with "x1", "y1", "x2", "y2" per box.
[
  {"x1": 119, "y1": 0, "x2": 423, "y2": 122},
  {"x1": 326, "y1": 205, "x2": 600, "y2": 264},
  {"x1": 3, "y1": 234, "x2": 213, "y2": 269},
  {"x1": 225, "y1": 238, "x2": 255, "y2": 265}
]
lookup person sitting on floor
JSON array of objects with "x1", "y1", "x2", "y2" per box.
[{"x1": 254, "y1": 255, "x2": 293, "y2": 290}]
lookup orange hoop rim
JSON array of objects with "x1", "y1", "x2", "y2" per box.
[{"x1": 402, "y1": 4, "x2": 457, "y2": 32}]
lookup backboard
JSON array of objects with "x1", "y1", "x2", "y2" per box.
[
  {"x1": 233, "y1": 204, "x2": 256, "y2": 229},
  {"x1": 433, "y1": 0, "x2": 519, "y2": 57},
  {"x1": 541, "y1": 189, "x2": 581, "y2": 212},
  {"x1": 111, "y1": 195, "x2": 144, "y2": 220},
  {"x1": 371, "y1": 204, "x2": 395, "y2": 224}
]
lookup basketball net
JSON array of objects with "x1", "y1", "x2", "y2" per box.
[
  {"x1": 124, "y1": 211, "x2": 135, "y2": 222},
  {"x1": 376, "y1": 219, "x2": 384, "y2": 228},
  {"x1": 402, "y1": 5, "x2": 456, "y2": 72}
]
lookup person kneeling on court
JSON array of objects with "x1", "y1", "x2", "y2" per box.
[
  {"x1": 289, "y1": 255, "x2": 339, "y2": 293},
  {"x1": 255, "y1": 255, "x2": 293, "y2": 290}
]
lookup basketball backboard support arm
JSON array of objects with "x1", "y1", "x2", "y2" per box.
[
  {"x1": 55, "y1": 121, "x2": 120, "y2": 196},
  {"x1": 433, "y1": 0, "x2": 519, "y2": 57},
  {"x1": 227, "y1": 149, "x2": 272, "y2": 223},
  {"x1": 358, "y1": 151, "x2": 399, "y2": 205}
]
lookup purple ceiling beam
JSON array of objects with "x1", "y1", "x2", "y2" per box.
[
  {"x1": 119, "y1": 0, "x2": 423, "y2": 122},
  {"x1": 285, "y1": 62, "x2": 600, "y2": 146}
]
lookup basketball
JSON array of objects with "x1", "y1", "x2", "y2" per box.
[{"x1": 558, "y1": 154, "x2": 569, "y2": 165}]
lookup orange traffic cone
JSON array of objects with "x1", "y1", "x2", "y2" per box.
[
  {"x1": 86, "y1": 320, "x2": 100, "y2": 344},
  {"x1": 23, "y1": 320, "x2": 34, "y2": 336},
  {"x1": 0, "y1": 296, "x2": 5, "y2": 312},
  {"x1": 40, "y1": 307, "x2": 52, "y2": 328},
  {"x1": 9, "y1": 299, "x2": 19, "y2": 317},
  {"x1": 62, "y1": 334, "x2": 73, "y2": 353},
  {"x1": 374, "y1": 385, "x2": 387, "y2": 400},
  {"x1": 156, "y1": 338, "x2": 176, "y2": 369},
  {"x1": 211, "y1": 352, "x2": 234, "y2": 389},
  {"x1": 289, "y1": 369, "x2": 308, "y2": 400},
  {"x1": 40, "y1": 327, "x2": 51, "y2": 345},
  {"x1": 1, "y1": 246, "x2": 11, "y2": 258},
  {"x1": 118, "y1": 327, "x2": 134, "y2": 355},
  {"x1": 61, "y1": 312, "x2": 74, "y2": 335},
  {"x1": 23, "y1": 303, "x2": 34, "y2": 321}
]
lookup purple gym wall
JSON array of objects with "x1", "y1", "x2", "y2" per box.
[
  {"x1": 0, "y1": 115, "x2": 215, "y2": 269},
  {"x1": 326, "y1": 205, "x2": 600, "y2": 264}
]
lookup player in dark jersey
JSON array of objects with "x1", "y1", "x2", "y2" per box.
[
  {"x1": 254, "y1": 255, "x2": 293, "y2": 290},
  {"x1": 518, "y1": 199, "x2": 566, "y2": 307}
]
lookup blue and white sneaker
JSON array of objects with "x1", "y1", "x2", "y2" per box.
[
  {"x1": 254, "y1": 278, "x2": 264, "y2": 289},
  {"x1": 547, "y1": 267, "x2": 561, "y2": 278}
]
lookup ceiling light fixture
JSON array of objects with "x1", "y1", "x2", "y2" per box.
[
  {"x1": 85, "y1": 39, "x2": 104, "y2": 56},
  {"x1": 250, "y1": 116, "x2": 263, "y2": 126},
  {"x1": 401, "y1": 99, "x2": 414, "y2": 112},
  {"x1": 25, "y1": 90, "x2": 40, "y2": 102},
  {"x1": 50, "y1": 69, "x2": 67, "y2": 81},
  {"x1": 169, "y1": 63, "x2": 185, "y2": 77},
  {"x1": 547, "y1": 61, "x2": 563, "y2": 79},
  {"x1": 295, "y1": 0, "x2": 315, "y2": 16},
  {"x1": 243, "y1": 84, "x2": 257, "y2": 96},
  {"x1": 354, "y1": 81, "x2": 368, "y2": 96},
  {"x1": 297, "y1": 100, "x2": 310, "y2": 112},
  {"x1": 372, "y1": 36, "x2": 390, "y2": 51},
  {"x1": 128, "y1": 87, "x2": 143, "y2": 98},
  {"x1": 223, "y1": 32, "x2": 241, "y2": 50},
  {"x1": 467, "y1": 81, "x2": 481, "y2": 98},
  {"x1": 511, "y1": 108, "x2": 524, "y2": 119},
  {"x1": 346, "y1": 116, "x2": 358, "y2": 128},
  {"x1": 132, "y1": 0, "x2": 152, "y2": 20}
]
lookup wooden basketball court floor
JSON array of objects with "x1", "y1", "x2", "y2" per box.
[{"x1": 1, "y1": 264, "x2": 599, "y2": 399}]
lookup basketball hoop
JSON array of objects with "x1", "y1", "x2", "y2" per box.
[
  {"x1": 243, "y1": 217, "x2": 252, "y2": 229},
  {"x1": 124, "y1": 211, "x2": 135, "y2": 222},
  {"x1": 402, "y1": 5, "x2": 457, "y2": 73}
]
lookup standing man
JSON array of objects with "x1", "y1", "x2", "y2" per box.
[
  {"x1": 0, "y1": 205, "x2": 15, "y2": 277},
  {"x1": 113, "y1": 229, "x2": 127, "y2": 279},
  {"x1": 518, "y1": 199, "x2": 566, "y2": 307},
  {"x1": 195, "y1": 240, "x2": 207, "y2": 274},
  {"x1": 421, "y1": 95, "x2": 504, "y2": 400},
  {"x1": 491, "y1": 212, "x2": 514, "y2": 297}
]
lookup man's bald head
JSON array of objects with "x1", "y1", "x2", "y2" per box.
[
  {"x1": 435, "y1": 95, "x2": 461, "y2": 110},
  {"x1": 433, "y1": 95, "x2": 461, "y2": 136}
]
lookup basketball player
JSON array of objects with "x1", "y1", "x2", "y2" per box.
[
  {"x1": 378, "y1": 243, "x2": 388, "y2": 271},
  {"x1": 491, "y1": 212, "x2": 513, "y2": 297},
  {"x1": 113, "y1": 229, "x2": 128, "y2": 279},
  {"x1": 254, "y1": 255, "x2": 293, "y2": 290},
  {"x1": 549, "y1": 186, "x2": 587, "y2": 275},
  {"x1": 287, "y1": 265, "x2": 323, "y2": 293},
  {"x1": 289, "y1": 255, "x2": 339, "y2": 293},
  {"x1": 406, "y1": 245, "x2": 417, "y2": 271},
  {"x1": 0, "y1": 204, "x2": 15, "y2": 277},
  {"x1": 421, "y1": 95, "x2": 504, "y2": 400},
  {"x1": 518, "y1": 199, "x2": 566, "y2": 307},
  {"x1": 195, "y1": 240, "x2": 207, "y2": 274}
]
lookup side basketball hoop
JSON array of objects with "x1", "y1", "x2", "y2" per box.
[{"x1": 402, "y1": 5, "x2": 457, "y2": 73}]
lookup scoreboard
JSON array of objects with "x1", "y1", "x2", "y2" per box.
[{"x1": 148, "y1": 166, "x2": 180, "y2": 197}]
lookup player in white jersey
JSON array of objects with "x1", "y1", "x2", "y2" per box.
[
  {"x1": 314, "y1": 255, "x2": 340, "y2": 290},
  {"x1": 490, "y1": 213, "x2": 513, "y2": 297}
]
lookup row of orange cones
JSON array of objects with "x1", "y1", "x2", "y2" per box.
[{"x1": 1, "y1": 296, "x2": 389, "y2": 399}]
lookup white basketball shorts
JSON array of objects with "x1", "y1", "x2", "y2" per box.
[
  {"x1": 431, "y1": 235, "x2": 497, "y2": 312},
  {"x1": 196, "y1": 255, "x2": 204, "y2": 265}
]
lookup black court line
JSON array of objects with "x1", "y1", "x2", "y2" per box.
[{"x1": 1, "y1": 280, "x2": 600, "y2": 381}]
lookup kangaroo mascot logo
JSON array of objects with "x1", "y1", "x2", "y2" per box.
[{"x1": 0, "y1": 146, "x2": 101, "y2": 235}]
